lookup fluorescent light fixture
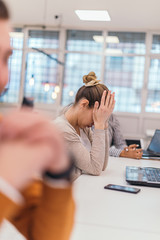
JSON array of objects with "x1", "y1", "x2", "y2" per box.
[
  {"x1": 105, "y1": 49, "x2": 123, "y2": 55},
  {"x1": 93, "y1": 35, "x2": 119, "y2": 43},
  {"x1": 75, "y1": 10, "x2": 111, "y2": 21}
]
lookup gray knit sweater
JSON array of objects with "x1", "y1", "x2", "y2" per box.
[
  {"x1": 54, "y1": 115, "x2": 109, "y2": 181},
  {"x1": 108, "y1": 114, "x2": 127, "y2": 157}
]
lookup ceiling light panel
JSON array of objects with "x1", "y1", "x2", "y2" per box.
[{"x1": 75, "y1": 10, "x2": 111, "y2": 21}]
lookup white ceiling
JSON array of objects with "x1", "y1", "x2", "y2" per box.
[{"x1": 5, "y1": 0, "x2": 160, "y2": 31}]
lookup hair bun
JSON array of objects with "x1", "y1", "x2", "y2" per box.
[
  {"x1": 83, "y1": 72, "x2": 100, "y2": 87},
  {"x1": 83, "y1": 72, "x2": 97, "y2": 84}
]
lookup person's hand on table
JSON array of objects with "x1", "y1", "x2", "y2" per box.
[{"x1": 120, "y1": 144, "x2": 143, "y2": 159}]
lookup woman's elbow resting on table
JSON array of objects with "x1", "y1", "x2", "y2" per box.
[
  {"x1": 94, "y1": 171, "x2": 102, "y2": 176},
  {"x1": 90, "y1": 166, "x2": 103, "y2": 176}
]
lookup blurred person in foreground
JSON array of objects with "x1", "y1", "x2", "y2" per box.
[{"x1": 0, "y1": 1, "x2": 74, "y2": 239}]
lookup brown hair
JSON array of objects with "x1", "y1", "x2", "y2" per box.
[
  {"x1": 74, "y1": 72, "x2": 109, "y2": 108},
  {"x1": 0, "y1": 0, "x2": 9, "y2": 19}
]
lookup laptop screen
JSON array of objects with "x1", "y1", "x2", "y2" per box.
[{"x1": 148, "y1": 129, "x2": 160, "y2": 153}]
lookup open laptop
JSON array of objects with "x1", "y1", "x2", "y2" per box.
[
  {"x1": 142, "y1": 129, "x2": 160, "y2": 158},
  {"x1": 126, "y1": 166, "x2": 160, "y2": 187}
]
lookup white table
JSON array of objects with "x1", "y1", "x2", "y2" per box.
[{"x1": 71, "y1": 157, "x2": 160, "y2": 240}]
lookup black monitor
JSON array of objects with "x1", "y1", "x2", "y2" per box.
[{"x1": 125, "y1": 139, "x2": 141, "y2": 149}]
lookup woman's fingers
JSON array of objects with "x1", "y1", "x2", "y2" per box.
[
  {"x1": 112, "y1": 99, "x2": 116, "y2": 111},
  {"x1": 93, "y1": 101, "x2": 99, "y2": 121},
  {"x1": 94, "y1": 90, "x2": 115, "y2": 127},
  {"x1": 99, "y1": 90, "x2": 115, "y2": 111},
  {"x1": 109, "y1": 93, "x2": 115, "y2": 110},
  {"x1": 100, "y1": 90, "x2": 107, "y2": 107},
  {"x1": 104, "y1": 90, "x2": 111, "y2": 107},
  {"x1": 93, "y1": 101, "x2": 99, "y2": 111},
  {"x1": 105, "y1": 92, "x2": 115, "y2": 111}
]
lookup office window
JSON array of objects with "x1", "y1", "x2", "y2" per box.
[
  {"x1": 0, "y1": 50, "x2": 22, "y2": 103},
  {"x1": 104, "y1": 56, "x2": 145, "y2": 113},
  {"x1": 28, "y1": 30, "x2": 59, "y2": 49},
  {"x1": 66, "y1": 30, "x2": 103, "y2": 52},
  {"x1": 151, "y1": 35, "x2": 160, "y2": 54},
  {"x1": 107, "y1": 32, "x2": 146, "y2": 54},
  {"x1": 24, "y1": 52, "x2": 58, "y2": 104},
  {"x1": 24, "y1": 29, "x2": 60, "y2": 105},
  {"x1": 0, "y1": 29, "x2": 23, "y2": 103},
  {"x1": 62, "y1": 53, "x2": 102, "y2": 106},
  {"x1": 10, "y1": 28, "x2": 24, "y2": 49},
  {"x1": 146, "y1": 59, "x2": 160, "y2": 112}
]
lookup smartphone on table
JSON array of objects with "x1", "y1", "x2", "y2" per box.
[{"x1": 104, "y1": 184, "x2": 140, "y2": 194}]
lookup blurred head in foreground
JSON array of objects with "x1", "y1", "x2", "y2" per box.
[{"x1": 0, "y1": 0, "x2": 12, "y2": 94}]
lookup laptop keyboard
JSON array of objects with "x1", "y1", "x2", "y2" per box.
[{"x1": 144, "y1": 168, "x2": 160, "y2": 182}]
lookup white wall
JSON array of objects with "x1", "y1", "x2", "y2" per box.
[{"x1": 116, "y1": 112, "x2": 160, "y2": 147}]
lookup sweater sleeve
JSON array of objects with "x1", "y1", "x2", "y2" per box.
[
  {"x1": 88, "y1": 128, "x2": 109, "y2": 171},
  {"x1": 103, "y1": 129, "x2": 109, "y2": 170},
  {"x1": 65, "y1": 129, "x2": 106, "y2": 176},
  {"x1": 9, "y1": 180, "x2": 75, "y2": 240},
  {"x1": 109, "y1": 146, "x2": 123, "y2": 157}
]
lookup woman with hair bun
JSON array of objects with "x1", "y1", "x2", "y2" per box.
[{"x1": 55, "y1": 72, "x2": 115, "y2": 180}]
